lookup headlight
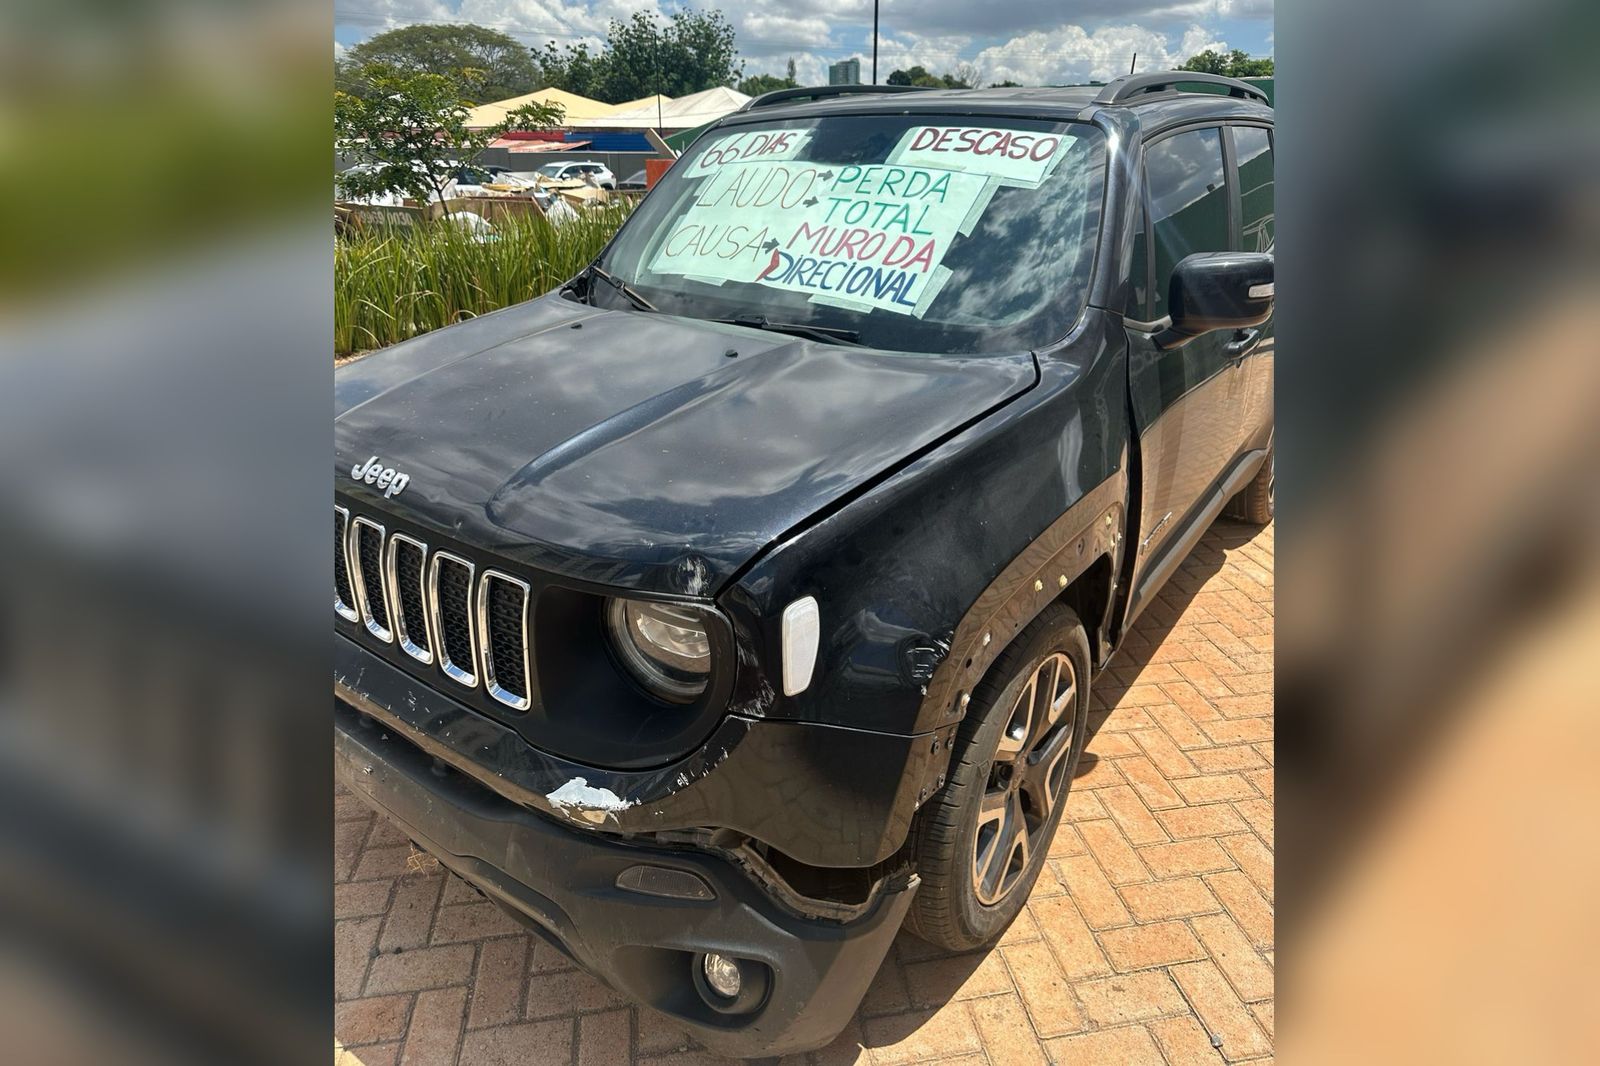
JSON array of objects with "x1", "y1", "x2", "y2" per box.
[{"x1": 605, "y1": 598, "x2": 712, "y2": 702}]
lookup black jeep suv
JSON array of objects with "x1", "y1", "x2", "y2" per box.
[{"x1": 334, "y1": 72, "x2": 1274, "y2": 1058}]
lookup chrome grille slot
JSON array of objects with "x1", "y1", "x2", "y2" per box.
[
  {"x1": 349, "y1": 517, "x2": 393, "y2": 643},
  {"x1": 386, "y1": 533, "x2": 433, "y2": 664},
  {"x1": 478, "y1": 571, "x2": 531, "y2": 710},
  {"x1": 429, "y1": 552, "x2": 477, "y2": 687},
  {"x1": 334, "y1": 506, "x2": 357, "y2": 622}
]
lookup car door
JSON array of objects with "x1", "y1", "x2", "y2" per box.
[
  {"x1": 1123, "y1": 125, "x2": 1242, "y2": 611},
  {"x1": 1227, "y1": 124, "x2": 1275, "y2": 455}
]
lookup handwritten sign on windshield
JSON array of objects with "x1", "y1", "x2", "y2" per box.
[
  {"x1": 887, "y1": 125, "x2": 1065, "y2": 187},
  {"x1": 650, "y1": 127, "x2": 1079, "y2": 317}
]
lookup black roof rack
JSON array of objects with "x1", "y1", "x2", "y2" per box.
[
  {"x1": 1093, "y1": 71, "x2": 1268, "y2": 106},
  {"x1": 741, "y1": 84, "x2": 931, "y2": 112}
]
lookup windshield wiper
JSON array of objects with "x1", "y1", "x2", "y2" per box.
[
  {"x1": 714, "y1": 314, "x2": 862, "y2": 346},
  {"x1": 564, "y1": 263, "x2": 657, "y2": 313}
]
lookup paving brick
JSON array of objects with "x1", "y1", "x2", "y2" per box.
[
  {"x1": 337, "y1": 879, "x2": 395, "y2": 920},
  {"x1": 1245, "y1": 768, "x2": 1274, "y2": 798},
  {"x1": 1205, "y1": 871, "x2": 1274, "y2": 950},
  {"x1": 1145, "y1": 703, "x2": 1213, "y2": 748},
  {"x1": 1201, "y1": 717, "x2": 1274, "y2": 745},
  {"x1": 467, "y1": 936, "x2": 527, "y2": 1030},
  {"x1": 1096, "y1": 785, "x2": 1170, "y2": 846},
  {"x1": 1063, "y1": 788, "x2": 1106, "y2": 823},
  {"x1": 1252, "y1": 1001, "x2": 1274, "y2": 1037},
  {"x1": 1031, "y1": 894, "x2": 1111, "y2": 980},
  {"x1": 1171, "y1": 663, "x2": 1234, "y2": 701},
  {"x1": 577, "y1": 1008, "x2": 632, "y2": 1066},
  {"x1": 336, "y1": 994, "x2": 411, "y2": 1047},
  {"x1": 1086, "y1": 731, "x2": 1144, "y2": 758},
  {"x1": 355, "y1": 846, "x2": 417, "y2": 882},
  {"x1": 1157, "y1": 803, "x2": 1250, "y2": 840},
  {"x1": 1132, "y1": 727, "x2": 1201, "y2": 778},
  {"x1": 364, "y1": 945, "x2": 475, "y2": 995},
  {"x1": 1191, "y1": 913, "x2": 1274, "y2": 1003},
  {"x1": 525, "y1": 967, "x2": 627, "y2": 1019},
  {"x1": 1114, "y1": 756, "x2": 1185, "y2": 809},
  {"x1": 399, "y1": 986, "x2": 465, "y2": 1066},
  {"x1": 969, "y1": 992, "x2": 1049, "y2": 1066},
  {"x1": 527, "y1": 937, "x2": 575, "y2": 975},
  {"x1": 1188, "y1": 744, "x2": 1267, "y2": 774},
  {"x1": 1114, "y1": 684, "x2": 1172, "y2": 708},
  {"x1": 860, "y1": 1003, "x2": 982, "y2": 1064},
  {"x1": 1138, "y1": 838, "x2": 1234, "y2": 879},
  {"x1": 635, "y1": 1008, "x2": 695, "y2": 1055},
  {"x1": 1173, "y1": 773, "x2": 1260, "y2": 805},
  {"x1": 1002, "y1": 940, "x2": 1086, "y2": 1037},
  {"x1": 335, "y1": 818, "x2": 371, "y2": 882},
  {"x1": 1048, "y1": 821, "x2": 1088, "y2": 858},
  {"x1": 1060, "y1": 853, "x2": 1131, "y2": 929},
  {"x1": 430, "y1": 901, "x2": 523, "y2": 944},
  {"x1": 1073, "y1": 751, "x2": 1126, "y2": 790},
  {"x1": 458, "y1": 1019, "x2": 574, "y2": 1066},
  {"x1": 859, "y1": 955, "x2": 912, "y2": 1016},
  {"x1": 999, "y1": 904, "x2": 1042, "y2": 946},
  {"x1": 1119, "y1": 877, "x2": 1221, "y2": 922},
  {"x1": 1233, "y1": 799, "x2": 1273, "y2": 845},
  {"x1": 1097, "y1": 920, "x2": 1206, "y2": 972},
  {"x1": 904, "y1": 950, "x2": 1012, "y2": 1007},
  {"x1": 1077, "y1": 819, "x2": 1152, "y2": 886},
  {"x1": 338, "y1": 1042, "x2": 398, "y2": 1066},
  {"x1": 367, "y1": 818, "x2": 411, "y2": 849},
  {"x1": 379, "y1": 875, "x2": 443, "y2": 953},
  {"x1": 1072, "y1": 970, "x2": 1187, "y2": 1026},
  {"x1": 1170, "y1": 961, "x2": 1272, "y2": 1062},
  {"x1": 808, "y1": 1016, "x2": 865, "y2": 1066},
  {"x1": 1044, "y1": 1024, "x2": 1166, "y2": 1066},
  {"x1": 336, "y1": 917, "x2": 382, "y2": 1001},
  {"x1": 440, "y1": 874, "x2": 479, "y2": 906},
  {"x1": 1218, "y1": 833, "x2": 1274, "y2": 897},
  {"x1": 1149, "y1": 1012, "x2": 1228, "y2": 1066}
]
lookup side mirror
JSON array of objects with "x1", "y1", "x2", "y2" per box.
[{"x1": 1160, "y1": 252, "x2": 1274, "y2": 347}]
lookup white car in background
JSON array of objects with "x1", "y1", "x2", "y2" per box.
[{"x1": 535, "y1": 161, "x2": 616, "y2": 189}]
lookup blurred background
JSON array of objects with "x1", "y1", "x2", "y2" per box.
[
  {"x1": 0, "y1": 0, "x2": 1597, "y2": 1061},
  {"x1": 0, "y1": 1, "x2": 331, "y2": 1063},
  {"x1": 1276, "y1": 0, "x2": 1600, "y2": 1060}
]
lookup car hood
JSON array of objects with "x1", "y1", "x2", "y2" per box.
[{"x1": 335, "y1": 295, "x2": 1038, "y2": 596}]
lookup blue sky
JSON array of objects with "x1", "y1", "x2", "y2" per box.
[{"x1": 335, "y1": 1, "x2": 1273, "y2": 87}]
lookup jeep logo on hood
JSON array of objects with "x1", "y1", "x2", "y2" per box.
[{"x1": 351, "y1": 455, "x2": 410, "y2": 499}]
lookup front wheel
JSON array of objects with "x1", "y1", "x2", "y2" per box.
[{"x1": 907, "y1": 603, "x2": 1091, "y2": 951}]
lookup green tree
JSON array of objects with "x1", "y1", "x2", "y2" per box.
[
  {"x1": 334, "y1": 65, "x2": 562, "y2": 217},
  {"x1": 337, "y1": 24, "x2": 538, "y2": 102},
  {"x1": 1179, "y1": 49, "x2": 1274, "y2": 78},
  {"x1": 887, "y1": 65, "x2": 971, "y2": 89},
  {"x1": 537, "y1": 10, "x2": 744, "y2": 104},
  {"x1": 739, "y1": 58, "x2": 799, "y2": 98}
]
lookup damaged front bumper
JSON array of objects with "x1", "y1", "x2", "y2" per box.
[
  {"x1": 335, "y1": 634, "x2": 953, "y2": 869},
  {"x1": 335, "y1": 701, "x2": 916, "y2": 1058}
]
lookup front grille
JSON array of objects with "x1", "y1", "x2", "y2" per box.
[
  {"x1": 336, "y1": 507, "x2": 537, "y2": 709},
  {"x1": 351, "y1": 517, "x2": 392, "y2": 642},
  {"x1": 480, "y1": 571, "x2": 530, "y2": 709},
  {"x1": 388, "y1": 534, "x2": 432, "y2": 664},
  {"x1": 431, "y1": 552, "x2": 478, "y2": 688},
  {"x1": 334, "y1": 507, "x2": 357, "y2": 622}
]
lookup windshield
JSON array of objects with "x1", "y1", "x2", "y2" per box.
[
  {"x1": 596, "y1": 113, "x2": 1106, "y2": 353},
  {"x1": 538, "y1": 163, "x2": 566, "y2": 177}
]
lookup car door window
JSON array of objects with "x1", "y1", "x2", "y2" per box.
[
  {"x1": 1233, "y1": 127, "x2": 1274, "y2": 251},
  {"x1": 1145, "y1": 127, "x2": 1230, "y2": 318}
]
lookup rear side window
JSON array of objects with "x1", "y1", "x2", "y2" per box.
[
  {"x1": 1234, "y1": 127, "x2": 1274, "y2": 251},
  {"x1": 1145, "y1": 127, "x2": 1230, "y2": 318}
]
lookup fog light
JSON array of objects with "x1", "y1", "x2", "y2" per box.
[{"x1": 701, "y1": 953, "x2": 742, "y2": 999}]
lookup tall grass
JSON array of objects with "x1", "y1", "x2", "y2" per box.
[{"x1": 334, "y1": 204, "x2": 631, "y2": 357}]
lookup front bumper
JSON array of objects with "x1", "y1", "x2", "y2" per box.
[{"x1": 336, "y1": 702, "x2": 916, "y2": 1058}]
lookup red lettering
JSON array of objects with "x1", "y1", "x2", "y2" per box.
[
  {"x1": 882, "y1": 235, "x2": 917, "y2": 266},
  {"x1": 905, "y1": 240, "x2": 936, "y2": 273},
  {"x1": 1007, "y1": 134, "x2": 1033, "y2": 159},
  {"x1": 1030, "y1": 135, "x2": 1059, "y2": 161},
  {"x1": 958, "y1": 129, "x2": 981, "y2": 153},
  {"x1": 974, "y1": 130, "x2": 1003, "y2": 155},
  {"x1": 934, "y1": 128, "x2": 956, "y2": 151},
  {"x1": 909, "y1": 127, "x2": 941, "y2": 151}
]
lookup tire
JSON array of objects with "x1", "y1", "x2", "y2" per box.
[
  {"x1": 1227, "y1": 442, "x2": 1274, "y2": 523},
  {"x1": 907, "y1": 602, "x2": 1092, "y2": 951}
]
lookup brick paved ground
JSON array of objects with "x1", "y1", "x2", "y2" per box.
[{"x1": 336, "y1": 518, "x2": 1273, "y2": 1066}]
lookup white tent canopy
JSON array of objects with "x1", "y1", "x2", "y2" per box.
[{"x1": 580, "y1": 86, "x2": 751, "y2": 130}]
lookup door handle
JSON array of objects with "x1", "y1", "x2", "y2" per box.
[{"x1": 1224, "y1": 327, "x2": 1261, "y2": 364}]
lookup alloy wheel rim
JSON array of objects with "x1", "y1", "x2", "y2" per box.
[{"x1": 971, "y1": 651, "x2": 1078, "y2": 906}]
